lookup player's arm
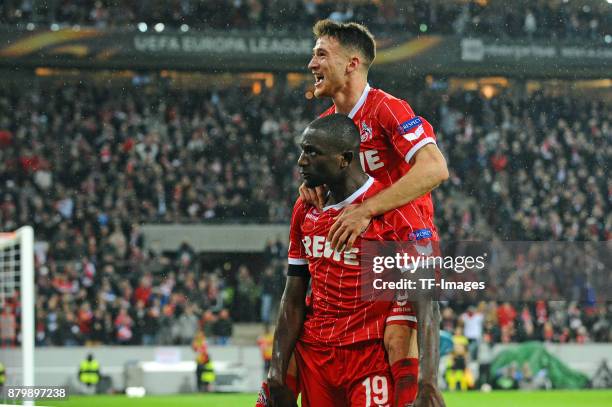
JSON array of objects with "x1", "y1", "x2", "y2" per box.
[
  {"x1": 267, "y1": 273, "x2": 308, "y2": 407},
  {"x1": 327, "y1": 115, "x2": 449, "y2": 250},
  {"x1": 414, "y1": 300, "x2": 446, "y2": 407},
  {"x1": 364, "y1": 143, "x2": 447, "y2": 213},
  {"x1": 267, "y1": 198, "x2": 308, "y2": 407}
]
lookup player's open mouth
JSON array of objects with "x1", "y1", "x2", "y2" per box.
[{"x1": 314, "y1": 74, "x2": 324, "y2": 86}]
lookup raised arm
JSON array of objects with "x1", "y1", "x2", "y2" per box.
[
  {"x1": 267, "y1": 274, "x2": 308, "y2": 407},
  {"x1": 328, "y1": 143, "x2": 448, "y2": 251}
]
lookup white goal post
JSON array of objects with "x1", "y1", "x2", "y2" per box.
[{"x1": 0, "y1": 225, "x2": 35, "y2": 399}]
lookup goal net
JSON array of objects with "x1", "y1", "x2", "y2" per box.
[{"x1": 0, "y1": 226, "x2": 34, "y2": 395}]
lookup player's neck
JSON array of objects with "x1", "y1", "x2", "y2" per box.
[
  {"x1": 327, "y1": 171, "x2": 370, "y2": 206},
  {"x1": 333, "y1": 78, "x2": 368, "y2": 115}
]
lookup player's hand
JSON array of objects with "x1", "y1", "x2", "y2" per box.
[
  {"x1": 414, "y1": 382, "x2": 446, "y2": 407},
  {"x1": 268, "y1": 380, "x2": 298, "y2": 407},
  {"x1": 327, "y1": 204, "x2": 372, "y2": 252},
  {"x1": 298, "y1": 183, "x2": 326, "y2": 210}
]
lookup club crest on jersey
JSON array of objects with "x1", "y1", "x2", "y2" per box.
[
  {"x1": 360, "y1": 121, "x2": 373, "y2": 142},
  {"x1": 305, "y1": 211, "x2": 320, "y2": 222}
]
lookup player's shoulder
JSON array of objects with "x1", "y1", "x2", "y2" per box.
[
  {"x1": 369, "y1": 86, "x2": 401, "y2": 102},
  {"x1": 318, "y1": 105, "x2": 336, "y2": 118},
  {"x1": 368, "y1": 87, "x2": 409, "y2": 106},
  {"x1": 294, "y1": 196, "x2": 308, "y2": 208},
  {"x1": 291, "y1": 197, "x2": 308, "y2": 215},
  {"x1": 368, "y1": 87, "x2": 415, "y2": 118}
]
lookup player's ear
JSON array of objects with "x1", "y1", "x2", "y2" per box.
[
  {"x1": 340, "y1": 151, "x2": 354, "y2": 168},
  {"x1": 346, "y1": 54, "x2": 360, "y2": 74}
]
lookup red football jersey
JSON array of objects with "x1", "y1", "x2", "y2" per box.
[
  {"x1": 288, "y1": 177, "x2": 438, "y2": 346},
  {"x1": 320, "y1": 84, "x2": 438, "y2": 231}
]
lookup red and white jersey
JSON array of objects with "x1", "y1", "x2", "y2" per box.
[
  {"x1": 320, "y1": 84, "x2": 438, "y2": 231},
  {"x1": 288, "y1": 177, "x2": 438, "y2": 346}
]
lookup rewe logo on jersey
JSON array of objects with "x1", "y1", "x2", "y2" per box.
[
  {"x1": 302, "y1": 235, "x2": 359, "y2": 266},
  {"x1": 360, "y1": 121, "x2": 373, "y2": 142},
  {"x1": 359, "y1": 149, "x2": 384, "y2": 171}
]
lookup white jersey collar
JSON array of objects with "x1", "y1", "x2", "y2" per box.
[
  {"x1": 322, "y1": 176, "x2": 374, "y2": 212},
  {"x1": 346, "y1": 83, "x2": 371, "y2": 119}
]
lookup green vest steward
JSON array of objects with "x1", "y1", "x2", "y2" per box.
[
  {"x1": 0, "y1": 362, "x2": 5, "y2": 385},
  {"x1": 200, "y1": 361, "x2": 215, "y2": 383},
  {"x1": 79, "y1": 359, "x2": 100, "y2": 385}
]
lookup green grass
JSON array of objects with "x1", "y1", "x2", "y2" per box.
[{"x1": 41, "y1": 390, "x2": 612, "y2": 407}]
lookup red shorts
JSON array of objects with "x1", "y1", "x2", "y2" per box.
[
  {"x1": 386, "y1": 293, "x2": 417, "y2": 328},
  {"x1": 295, "y1": 339, "x2": 393, "y2": 407}
]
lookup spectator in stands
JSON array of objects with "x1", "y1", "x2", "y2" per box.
[
  {"x1": 497, "y1": 302, "x2": 517, "y2": 342},
  {"x1": 213, "y1": 309, "x2": 233, "y2": 345},
  {"x1": 131, "y1": 300, "x2": 147, "y2": 345},
  {"x1": 114, "y1": 307, "x2": 134, "y2": 345},
  {"x1": 235, "y1": 265, "x2": 259, "y2": 322},
  {"x1": 523, "y1": 9, "x2": 537, "y2": 38},
  {"x1": 592, "y1": 305, "x2": 612, "y2": 342},
  {"x1": 460, "y1": 305, "x2": 484, "y2": 360},
  {"x1": 141, "y1": 300, "x2": 160, "y2": 345},
  {"x1": 78, "y1": 302, "x2": 94, "y2": 345},
  {"x1": 201, "y1": 310, "x2": 217, "y2": 339},
  {"x1": 59, "y1": 311, "x2": 82, "y2": 346},
  {"x1": 158, "y1": 304, "x2": 175, "y2": 345},
  {"x1": 0, "y1": 308, "x2": 16, "y2": 347},
  {"x1": 174, "y1": 304, "x2": 200, "y2": 345},
  {"x1": 259, "y1": 266, "x2": 275, "y2": 324}
]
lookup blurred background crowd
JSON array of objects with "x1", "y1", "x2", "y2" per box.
[
  {"x1": 0, "y1": 0, "x2": 609, "y2": 362},
  {"x1": 1, "y1": 0, "x2": 611, "y2": 41},
  {"x1": 0, "y1": 77, "x2": 609, "y2": 347}
]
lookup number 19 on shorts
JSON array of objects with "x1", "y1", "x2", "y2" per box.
[{"x1": 361, "y1": 375, "x2": 389, "y2": 407}]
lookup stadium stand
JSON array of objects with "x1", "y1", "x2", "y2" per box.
[
  {"x1": 1, "y1": 0, "x2": 610, "y2": 40},
  {"x1": 0, "y1": 77, "x2": 609, "y2": 346}
]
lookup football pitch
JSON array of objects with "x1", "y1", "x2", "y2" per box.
[{"x1": 42, "y1": 390, "x2": 612, "y2": 407}]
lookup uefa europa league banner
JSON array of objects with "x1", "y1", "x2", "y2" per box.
[{"x1": 0, "y1": 28, "x2": 609, "y2": 77}]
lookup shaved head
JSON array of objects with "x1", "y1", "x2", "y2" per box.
[{"x1": 304, "y1": 114, "x2": 360, "y2": 156}]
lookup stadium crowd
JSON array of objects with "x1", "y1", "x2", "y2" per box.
[
  {"x1": 436, "y1": 90, "x2": 610, "y2": 242},
  {"x1": 0, "y1": 77, "x2": 609, "y2": 346},
  {"x1": 1, "y1": 0, "x2": 610, "y2": 40}
]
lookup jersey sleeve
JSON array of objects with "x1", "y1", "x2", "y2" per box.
[
  {"x1": 379, "y1": 98, "x2": 437, "y2": 164},
  {"x1": 382, "y1": 205, "x2": 439, "y2": 269},
  {"x1": 287, "y1": 198, "x2": 308, "y2": 266}
]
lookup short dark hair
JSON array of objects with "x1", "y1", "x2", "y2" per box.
[
  {"x1": 313, "y1": 19, "x2": 376, "y2": 68},
  {"x1": 306, "y1": 114, "x2": 361, "y2": 156}
]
